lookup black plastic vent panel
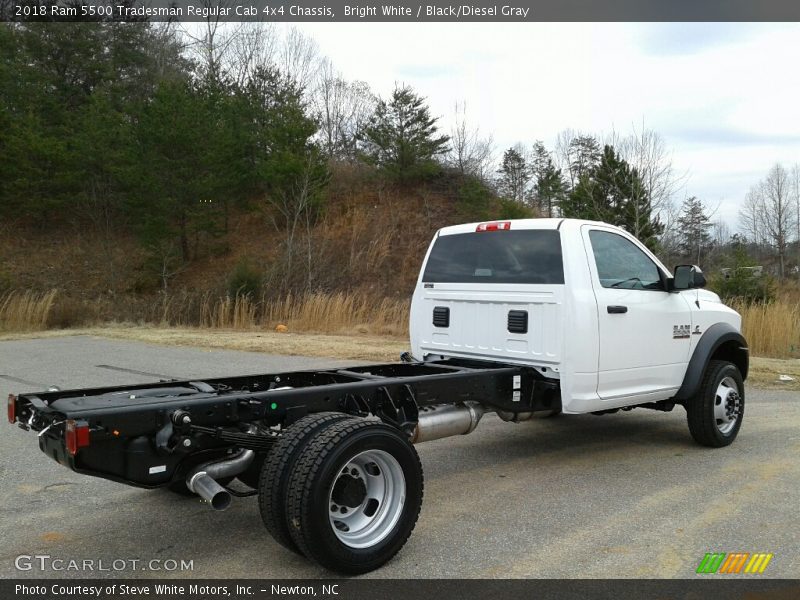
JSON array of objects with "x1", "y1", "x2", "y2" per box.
[
  {"x1": 432, "y1": 306, "x2": 450, "y2": 328},
  {"x1": 507, "y1": 310, "x2": 528, "y2": 334}
]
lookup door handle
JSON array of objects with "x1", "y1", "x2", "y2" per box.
[{"x1": 607, "y1": 305, "x2": 628, "y2": 314}]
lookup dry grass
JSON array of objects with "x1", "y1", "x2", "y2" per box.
[
  {"x1": 262, "y1": 293, "x2": 409, "y2": 336},
  {"x1": 199, "y1": 293, "x2": 258, "y2": 329},
  {"x1": 165, "y1": 291, "x2": 409, "y2": 335},
  {"x1": 6, "y1": 289, "x2": 410, "y2": 337},
  {"x1": 732, "y1": 298, "x2": 800, "y2": 359},
  {"x1": 0, "y1": 290, "x2": 57, "y2": 331}
]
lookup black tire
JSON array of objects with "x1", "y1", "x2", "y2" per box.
[
  {"x1": 686, "y1": 359, "x2": 745, "y2": 447},
  {"x1": 285, "y1": 419, "x2": 424, "y2": 574},
  {"x1": 258, "y1": 412, "x2": 355, "y2": 553}
]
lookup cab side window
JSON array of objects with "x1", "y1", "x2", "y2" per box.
[{"x1": 589, "y1": 230, "x2": 663, "y2": 290}]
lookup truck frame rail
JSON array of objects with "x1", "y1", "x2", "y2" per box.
[{"x1": 9, "y1": 357, "x2": 560, "y2": 489}]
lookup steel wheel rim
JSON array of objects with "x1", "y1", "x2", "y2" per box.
[
  {"x1": 328, "y1": 449, "x2": 406, "y2": 549},
  {"x1": 714, "y1": 376, "x2": 741, "y2": 434}
]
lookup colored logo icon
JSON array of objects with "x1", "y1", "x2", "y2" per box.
[{"x1": 696, "y1": 552, "x2": 773, "y2": 574}]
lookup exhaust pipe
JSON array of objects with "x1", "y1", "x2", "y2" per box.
[
  {"x1": 411, "y1": 402, "x2": 484, "y2": 443},
  {"x1": 186, "y1": 449, "x2": 255, "y2": 510},
  {"x1": 188, "y1": 472, "x2": 232, "y2": 510}
]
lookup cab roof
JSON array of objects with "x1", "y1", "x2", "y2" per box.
[{"x1": 436, "y1": 218, "x2": 620, "y2": 236}]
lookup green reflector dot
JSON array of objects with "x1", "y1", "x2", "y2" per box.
[{"x1": 270, "y1": 402, "x2": 278, "y2": 410}]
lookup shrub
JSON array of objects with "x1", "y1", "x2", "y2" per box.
[
  {"x1": 227, "y1": 257, "x2": 262, "y2": 298},
  {"x1": 0, "y1": 270, "x2": 13, "y2": 293},
  {"x1": 711, "y1": 247, "x2": 775, "y2": 304},
  {"x1": 494, "y1": 197, "x2": 534, "y2": 220},
  {"x1": 456, "y1": 177, "x2": 494, "y2": 221}
]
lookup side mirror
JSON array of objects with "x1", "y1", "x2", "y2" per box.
[{"x1": 671, "y1": 265, "x2": 707, "y2": 291}]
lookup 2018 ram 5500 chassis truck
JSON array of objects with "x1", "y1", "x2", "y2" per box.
[{"x1": 9, "y1": 218, "x2": 748, "y2": 574}]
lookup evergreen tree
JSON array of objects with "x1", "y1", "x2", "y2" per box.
[
  {"x1": 497, "y1": 146, "x2": 530, "y2": 204},
  {"x1": 237, "y1": 66, "x2": 324, "y2": 202},
  {"x1": 236, "y1": 66, "x2": 329, "y2": 283},
  {"x1": 134, "y1": 80, "x2": 218, "y2": 265},
  {"x1": 529, "y1": 141, "x2": 565, "y2": 217},
  {"x1": 567, "y1": 135, "x2": 602, "y2": 186},
  {"x1": 561, "y1": 145, "x2": 662, "y2": 249},
  {"x1": 0, "y1": 21, "x2": 188, "y2": 226},
  {"x1": 676, "y1": 196, "x2": 712, "y2": 263},
  {"x1": 360, "y1": 85, "x2": 449, "y2": 182}
]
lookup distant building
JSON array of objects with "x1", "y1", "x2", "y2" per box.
[{"x1": 720, "y1": 266, "x2": 763, "y2": 279}]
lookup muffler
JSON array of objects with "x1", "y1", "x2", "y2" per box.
[
  {"x1": 186, "y1": 449, "x2": 255, "y2": 510},
  {"x1": 411, "y1": 402, "x2": 484, "y2": 443}
]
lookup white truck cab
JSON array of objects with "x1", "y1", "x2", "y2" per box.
[{"x1": 411, "y1": 218, "x2": 748, "y2": 447}]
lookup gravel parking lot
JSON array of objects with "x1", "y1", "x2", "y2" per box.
[{"x1": 1, "y1": 335, "x2": 798, "y2": 579}]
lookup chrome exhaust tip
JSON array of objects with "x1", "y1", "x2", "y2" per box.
[{"x1": 188, "y1": 472, "x2": 232, "y2": 511}]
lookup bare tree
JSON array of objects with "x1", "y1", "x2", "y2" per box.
[
  {"x1": 740, "y1": 189, "x2": 765, "y2": 246},
  {"x1": 553, "y1": 129, "x2": 576, "y2": 187},
  {"x1": 740, "y1": 163, "x2": 797, "y2": 278},
  {"x1": 611, "y1": 125, "x2": 686, "y2": 241},
  {"x1": 612, "y1": 127, "x2": 682, "y2": 213},
  {"x1": 225, "y1": 22, "x2": 278, "y2": 88},
  {"x1": 279, "y1": 27, "x2": 322, "y2": 92},
  {"x1": 793, "y1": 163, "x2": 800, "y2": 267},
  {"x1": 312, "y1": 59, "x2": 375, "y2": 160},
  {"x1": 264, "y1": 154, "x2": 327, "y2": 289},
  {"x1": 181, "y1": 23, "x2": 321, "y2": 92},
  {"x1": 149, "y1": 23, "x2": 192, "y2": 83},
  {"x1": 712, "y1": 220, "x2": 731, "y2": 246},
  {"x1": 180, "y1": 5, "x2": 244, "y2": 82},
  {"x1": 703, "y1": 220, "x2": 731, "y2": 267},
  {"x1": 555, "y1": 126, "x2": 684, "y2": 242},
  {"x1": 445, "y1": 101, "x2": 494, "y2": 182}
]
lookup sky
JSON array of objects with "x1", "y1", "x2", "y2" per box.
[{"x1": 294, "y1": 22, "x2": 800, "y2": 230}]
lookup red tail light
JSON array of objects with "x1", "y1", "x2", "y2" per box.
[
  {"x1": 7, "y1": 394, "x2": 16, "y2": 424},
  {"x1": 476, "y1": 221, "x2": 511, "y2": 232},
  {"x1": 65, "y1": 420, "x2": 90, "y2": 456}
]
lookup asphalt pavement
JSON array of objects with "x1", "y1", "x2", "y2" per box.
[{"x1": 1, "y1": 335, "x2": 797, "y2": 578}]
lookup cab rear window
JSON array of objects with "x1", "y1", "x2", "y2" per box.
[{"x1": 422, "y1": 230, "x2": 564, "y2": 284}]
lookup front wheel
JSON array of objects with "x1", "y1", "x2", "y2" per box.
[
  {"x1": 285, "y1": 419, "x2": 424, "y2": 574},
  {"x1": 686, "y1": 359, "x2": 745, "y2": 447}
]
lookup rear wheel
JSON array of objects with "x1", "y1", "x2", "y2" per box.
[
  {"x1": 686, "y1": 359, "x2": 745, "y2": 447},
  {"x1": 285, "y1": 419, "x2": 423, "y2": 574},
  {"x1": 258, "y1": 412, "x2": 355, "y2": 553}
]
